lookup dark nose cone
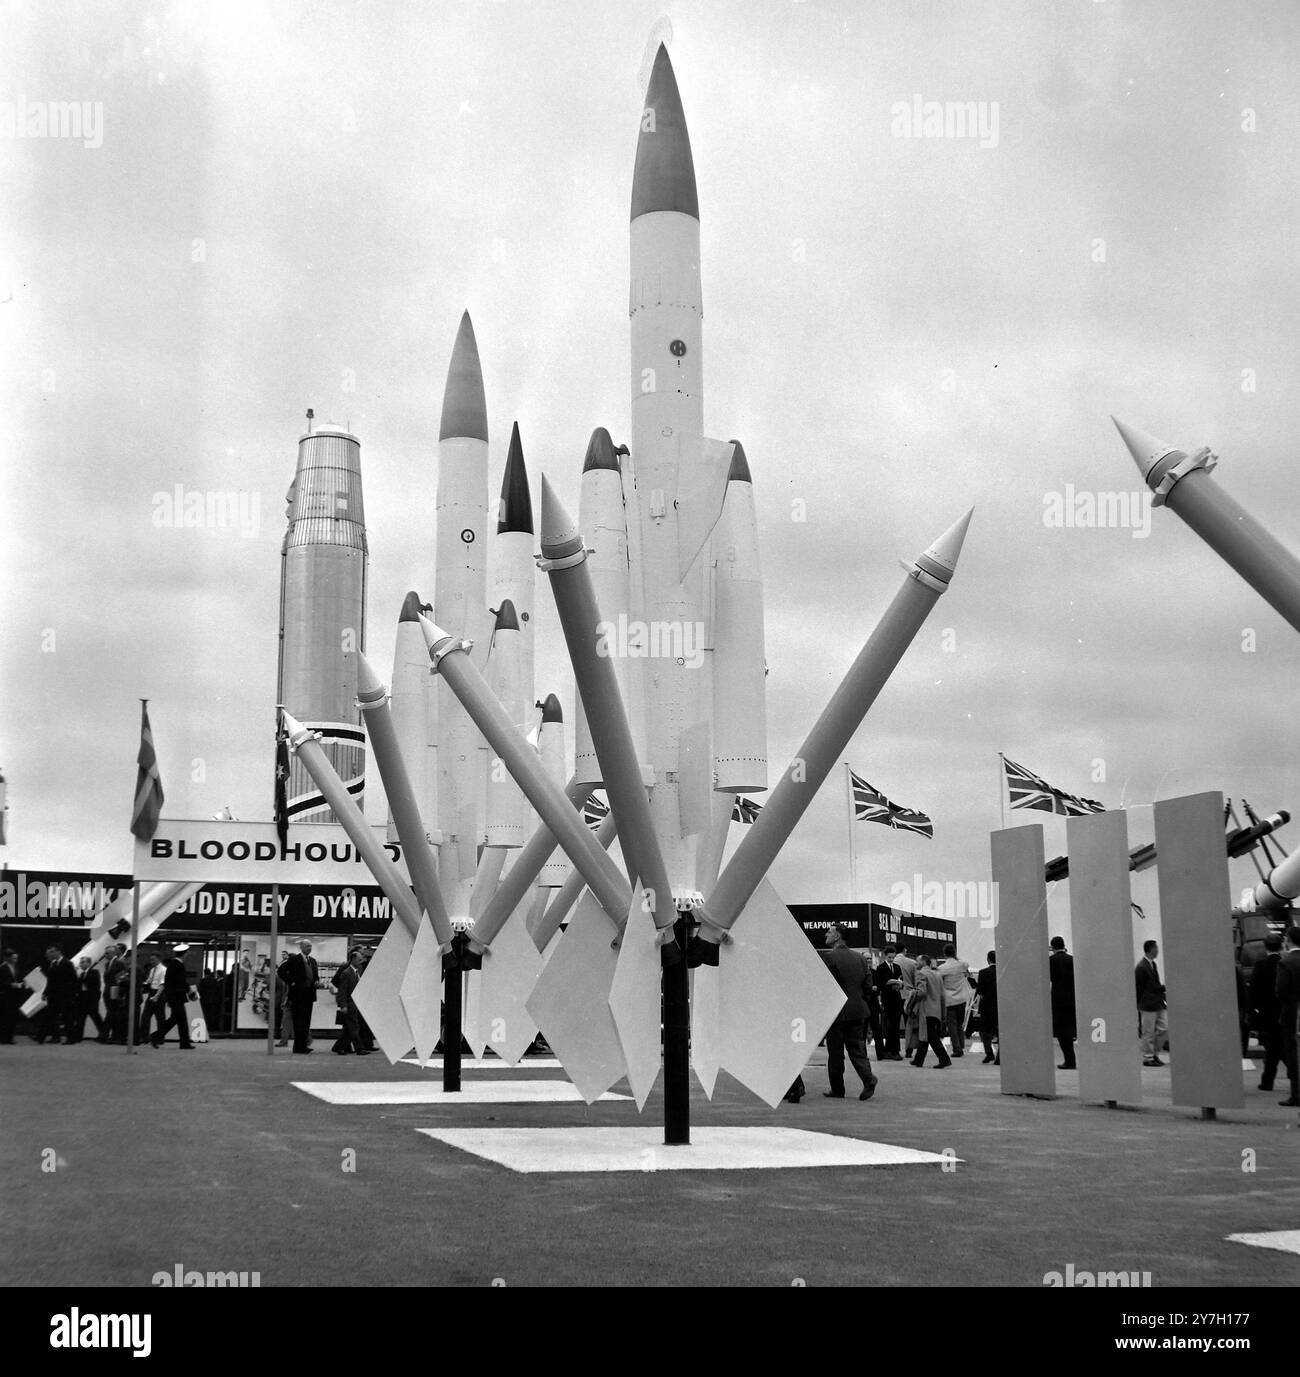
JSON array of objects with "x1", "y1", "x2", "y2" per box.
[
  {"x1": 399, "y1": 590, "x2": 431, "y2": 623},
  {"x1": 439, "y1": 311, "x2": 489, "y2": 443},
  {"x1": 582, "y1": 427, "x2": 621, "y2": 474},
  {"x1": 540, "y1": 692, "x2": 563, "y2": 724},
  {"x1": 726, "y1": 440, "x2": 751, "y2": 484},
  {"x1": 493, "y1": 599, "x2": 520, "y2": 632},
  {"x1": 631, "y1": 44, "x2": 699, "y2": 221},
  {"x1": 498, "y1": 422, "x2": 533, "y2": 534}
]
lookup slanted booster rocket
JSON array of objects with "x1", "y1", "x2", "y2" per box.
[{"x1": 277, "y1": 419, "x2": 368, "y2": 824}]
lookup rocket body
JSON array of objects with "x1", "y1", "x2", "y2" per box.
[
  {"x1": 435, "y1": 314, "x2": 490, "y2": 911},
  {"x1": 483, "y1": 603, "x2": 528, "y2": 848},
  {"x1": 277, "y1": 423, "x2": 368, "y2": 824},
  {"x1": 628, "y1": 47, "x2": 708, "y2": 901},
  {"x1": 1255, "y1": 843, "x2": 1300, "y2": 912},
  {"x1": 388, "y1": 594, "x2": 439, "y2": 844}
]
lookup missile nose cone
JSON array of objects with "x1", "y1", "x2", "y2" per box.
[
  {"x1": 498, "y1": 422, "x2": 534, "y2": 534},
  {"x1": 417, "y1": 613, "x2": 455, "y2": 651},
  {"x1": 726, "y1": 440, "x2": 751, "y2": 483},
  {"x1": 540, "y1": 692, "x2": 563, "y2": 724},
  {"x1": 493, "y1": 599, "x2": 520, "y2": 632},
  {"x1": 915, "y1": 508, "x2": 974, "y2": 585},
  {"x1": 538, "y1": 474, "x2": 583, "y2": 555},
  {"x1": 582, "y1": 427, "x2": 620, "y2": 473},
  {"x1": 1111, "y1": 416, "x2": 1180, "y2": 485},
  {"x1": 631, "y1": 43, "x2": 699, "y2": 221},
  {"x1": 280, "y1": 709, "x2": 308, "y2": 743},
  {"x1": 439, "y1": 311, "x2": 488, "y2": 443},
  {"x1": 399, "y1": 590, "x2": 429, "y2": 623},
  {"x1": 354, "y1": 650, "x2": 387, "y2": 703}
]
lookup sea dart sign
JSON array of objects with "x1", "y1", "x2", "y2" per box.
[{"x1": 134, "y1": 820, "x2": 411, "y2": 885}]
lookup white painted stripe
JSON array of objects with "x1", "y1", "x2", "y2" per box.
[
  {"x1": 1226, "y1": 1230, "x2": 1300, "y2": 1256},
  {"x1": 416, "y1": 1126, "x2": 958, "y2": 1173},
  {"x1": 294, "y1": 1080, "x2": 628, "y2": 1105}
]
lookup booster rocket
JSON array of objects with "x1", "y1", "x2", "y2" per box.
[{"x1": 277, "y1": 419, "x2": 368, "y2": 824}]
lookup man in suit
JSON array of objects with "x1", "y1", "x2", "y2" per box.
[
  {"x1": 101, "y1": 944, "x2": 128, "y2": 1043},
  {"x1": 151, "y1": 946, "x2": 195, "y2": 1049},
  {"x1": 937, "y1": 944, "x2": 973, "y2": 1056},
  {"x1": 1276, "y1": 926, "x2": 1300, "y2": 1108},
  {"x1": 331, "y1": 948, "x2": 369, "y2": 1055},
  {"x1": 1250, "y1": 937, "x2": 1283, "y2": 1092},
  {"x1": 1136, "y1": 939, "x2": 1168, "y2": 1067},
  {"x1": 1049, "y1": 936, "x2": 1077, "y2": 1069},
  {"x1": 0, "y1": 948, "x2": 22, "y2": 1044},
  {"x1": 910, "y1": 954, "x2": 951, "y2": 1068},
  {"x1": 976, "y1": 951, "x2": 999, "y2": 1064},
  {"x1": 40, "y1": 946, "x2": 80, "y2": 1044},
  {"x1": 873, "y1": 944, "x2": 906, "y2": 1061},
  {"x1": 894, "y1": 946, "x2": 920, "y2": 1056},
  {"x1": 819, "y1": 927, "x2": 878, "y2": 1101},
  {"x1": 283, "y1": 939, "x2": 321, "y2": 1054},
  {"x1": 74, "y1": 957, "x2": 104, "y2": 1043}
]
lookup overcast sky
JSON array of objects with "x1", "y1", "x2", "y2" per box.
[{"x1": 4, "y1": 0, "x2": 1299, "y2": 954}]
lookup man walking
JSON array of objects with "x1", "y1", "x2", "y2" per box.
[
  {"x1": 873, "y1": 944, "x2": 906, "y2": 1060},
  {"x1": 895, "y1": 946, "x2": 919, "y2": 1057},
  {"x1": 40, "y1": 946, "x2": 79, "y2": 1044},
  {"x1": 910, "y1": 954, "x2": 951, "y2": 1068},
  {"x1": 1276, "y1": 926, "x2": 1300, "y2": 1108},
  {"x1": 283, "y1": 939, "x2": 321, "y2": 1055},
  {"x1": 976, "y1": 951, "x2": 999, "y2": 1064},
  {"x1": 331, "y1": 948, "x2": 369, "y2": 1055},
  {"x1": 0, "y1": 948, "x2": 22, "y2": 1044},
  {"x1": 1049, "y1": 936, "x2": 1077, "y2": 1070},
  {"x1": 937, "y1": 944, "x2": 972, "y2": 1057},
  {"x1": 75, "y1": 957, "x2": 105, "y2": 1043},
  {"x1": 1250, "y1": 937, "x2": 1283, "y2": 1093},
  {"x1": 151, "y1": 946, "x2": 195, "y2": 1049},
  {"x1": 819, "y1": 926, "x2": 878, "y2": 1101},
  {"x1": 1136, "y1": 939, "x2": 1168, "y2": 1067}
]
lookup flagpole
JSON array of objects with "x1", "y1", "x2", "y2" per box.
[
  {"x1": 126, "y1": 882, "x2": 140, "y2": 1056},
  {"x1": 268, "y1": 884, "x2": 279, "y2": 1057},
  {"x1": 998, "y1": 752, "x2": 1006, "y2": 830},
  {"x1": 845, "y1": 762, "x2": 857, "y2": 903}
]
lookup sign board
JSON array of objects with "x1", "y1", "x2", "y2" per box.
[
  {"x1": 133, "y1": 820, "x2": 411, "y2": 886},
  {"x1": 787, "y1": 903, "x2": 958, "y2": 958},
  {"x1": 0, "y1": 870, "x2": 132, "y2": 922}
]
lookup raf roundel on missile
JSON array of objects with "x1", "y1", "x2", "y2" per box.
[{"x1": 277, "y1": 417, "x2": 368, "y2": 825}]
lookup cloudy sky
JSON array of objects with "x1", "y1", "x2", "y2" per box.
[{"x1": 4, "y1": 0, "x2": 1299, "y2": 953}]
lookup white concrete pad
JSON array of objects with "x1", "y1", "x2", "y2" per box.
[
  {"x1": 1226, "y1": 1230, "x2": 1300, "y2": 1256},
  {"x1": 400, "y1": 1056, "x2": 563, "y2": 1070},
  {"x1": 294, "y1": 1080, "x2": 630, "y2": 1105},
  {"x1": 415, "y1": 1126, "x2": 959, "y2": 1172}
]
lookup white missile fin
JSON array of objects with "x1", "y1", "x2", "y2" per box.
[
  {"x1": 397, "y1": 916, "x2": 445, "y2": 1064},
  {"x1": 691, "y1": 961, "x2": 722, "y2": 1098},
  {"x1": 675, "y1": 437, "x2": 735, "y2": 579},
  {"x1": 715, "y1": 878, "x2": 846, "y2": 1107},
  {"x1": 353, "y1": 919, "x2": 417, "y2": 1064},
  {"x1": 525, "y1": 893, "x2": 626, "y2": 1103},
  {"x1": 677, "y1": 720, "x2": 713, "y2": 838},
  {"x1": 607, "y1": 888, "x2": 663, "y2": 1110},
  {"x1": 464, "y1": 898, "x2": 542, "y2": 1065}
]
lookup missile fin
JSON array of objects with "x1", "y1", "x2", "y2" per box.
[
  {"x1": 607, "y1": 887, "x2": 663, "y2": 1109},
  {"x1": 398, "y1": 916, "x2": 446, "y2": 1064},
  {"x1": 675, "y1": 436, "x2": 735, "y2": 579},
  {"x1": 352, "y1": 919, "x2": 417, "y2": 1064}
]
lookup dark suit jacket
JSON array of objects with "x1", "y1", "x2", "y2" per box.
[
  {"x1": 284, "y1": 954, "x2": 320, "y2": 1003},
  {"x1": 874, "y1": 960, "x2": 905, "y2": 1008},
  {"x1": 44, "y1": 958, "x2": 78, "y2": 1004},
  {"x1": 162, "y1": 957, "x2": 189, "y2": 997},
  {"x1": 1135, "y1": 957, "x2": 1165, "y2": 1012},
  {"x1": 334, "y1": 963, "x2": 360, "y2": 1010},
  {"x1": 1277, "y1": 949, "x2": 1300, "y2": 1021},
  {"x1": 821, "y1": 946, "x2": 872, "y2": 1023},
  {"x1": 0, "y1": 962, "x2": 20, "y2": 1007},
  {"x1": 1250, "y1": 953, "x2": 1280, "y2": 1025},
  {"x1": 1049, "y1": 950, "x2": 1076, "y2": 1037},
  {"x1": 79, "y1": 968, "x2": 102, "y2": 1003},
  {"x1": 976, "y1": 964, "x2": 997, "y2": 1021}
]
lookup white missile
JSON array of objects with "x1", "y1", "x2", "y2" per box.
[
  {"x1": 435, "y1": 312, "x2": 490, "y2": 914},
  {"x1": 1255, "y1": 843, "x2": 1300, "y2": 912},
  {"x1": 492, "y1": 422, "x2": 536, "y2": 700},
  {"x1": 277, "y1": 418, "x2": 368, "y2": 824},
  {"x1": 536, "y1": 694, "x2": 571, "y2": 888},
  {"x1": 483, "y1": 601, "x2": 528, "y2": 849},
  {"x1": 629, "y1": 46, "x2": 739, "y2": 905},
  {"x1": 388, "y1": 592, "x2": 440, "y2": 845},
  {"x1": 710, "y1": 441, "x2": 767, "y2": 794},
  {"x1": 575, "y1": 428, "x2": 634, "y2": 786}
]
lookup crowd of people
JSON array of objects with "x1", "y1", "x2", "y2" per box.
[{"x1": 784, "y1": 923, "x2": 1300, "y2": 1107}]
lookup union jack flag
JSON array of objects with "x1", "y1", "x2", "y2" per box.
[
  {"x1": 731, "y1": 796, "x2": 762, "y2": 825},
  {"x1": 1002, "y1": 755, "x2": 1105, "y2": 817},
  {"x1": 129, "y1": 701, "x2": 165, "y2": 841},
  {"x1": 583, "y1": 792, "x2": 610, "y2": 830},
  {"x1": 849, "y1": 770, "x2": 933, "y2": 838}
]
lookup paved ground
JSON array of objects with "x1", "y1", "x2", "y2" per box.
[{"x1": 3, "y1": 1038, "x2": 1298, "y2": 1287}]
